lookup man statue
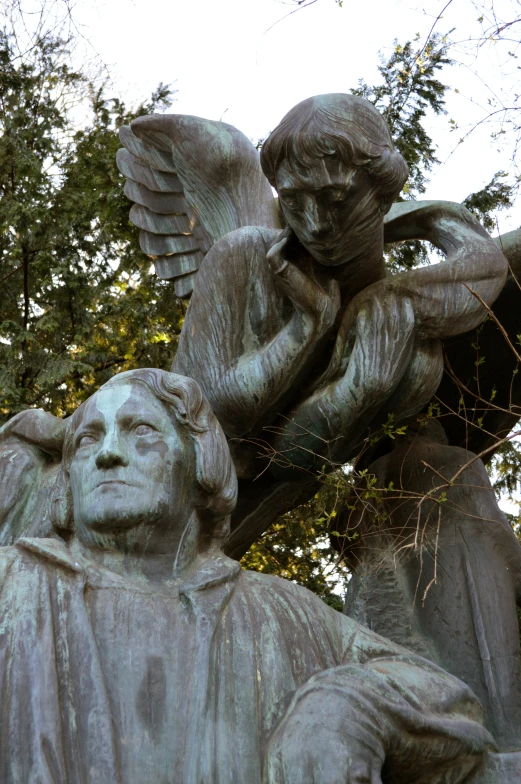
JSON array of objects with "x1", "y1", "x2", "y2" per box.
[{"x1": 0, "y1": 368, "x2": 499, "y2": 782}]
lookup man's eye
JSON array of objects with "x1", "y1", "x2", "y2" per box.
[
  {"x1": 134, "y1": 424, "x2": 156, "y2": 436},
  {"x1": 78, "y1": 434, "x2": 97, "y2": 448},
  {"x1": 282, "y1": 195, "x2": 298, "y2": 208}
]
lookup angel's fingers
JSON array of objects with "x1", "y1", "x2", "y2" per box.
[
  {"x1": 275, "y1": 260, "x2": 332, "y2": 322},
  {"x1": 267, "y1": 245, "x2": 290, "y2": 274}
]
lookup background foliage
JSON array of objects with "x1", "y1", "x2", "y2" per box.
[{"x1": 0, "y1": 22, "x2": 182, "y2": 420}]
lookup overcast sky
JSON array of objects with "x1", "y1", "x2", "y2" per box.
[{"x1": 64, "y1": 0, "x2": 519, "y2": 232}]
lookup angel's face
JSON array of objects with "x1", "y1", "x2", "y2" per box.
[{"x1": 276, "y1": 155, "x2": 383, "y2": 266}]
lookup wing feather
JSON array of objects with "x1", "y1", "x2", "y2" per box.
[
  {"x1": 119, "y1": 125, "x2": 176, "y2": 172},
  {"x1": 174, "y1": 272, "x2": 198, "y2": 298},
  {"x1": 129, "y1": 205, "x2": 192, "y2": 235},
  {"x1": 116, "y1": 148, "x2": 183, "y2": 193},
  {"x1": 123, "y1": 179, "x2": 189, "y2": 215},
  {"x1": 140, "y1": 232, "x2": 200, "y2": 257},
  {"x1": 155, "y1": 253, "x2": 202, "y2": 280}
]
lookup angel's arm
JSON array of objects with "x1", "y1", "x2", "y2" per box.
[
  {"x1": 174, "y1": 227, "x2": 338, "y2": 438},
  {"x1": 380, "y1": 200, "x2": 508, "y2": 338},
  {"x1": 270, "y1": 203, "x2": 507, "y2": 475}
]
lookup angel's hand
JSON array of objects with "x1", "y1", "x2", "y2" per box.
[{"x1": 267, "y1": 227, "x2": 340, "y2": 334}]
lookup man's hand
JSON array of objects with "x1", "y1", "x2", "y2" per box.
[
  {"x1": 264, "y1": 719, "x2": 383, "y2": 784},
  {"x1": 267, "y1": 227, "x2": 340, "y2": 334},
  {"x1": 0, "y1": 410, "x2": 65, "y2": 536},
  {"x1": 0, "y1": 409, "x2": 66, "y2": 455}
]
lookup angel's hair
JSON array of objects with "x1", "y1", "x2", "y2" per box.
[
  {"x1": 53, "y1": 369, "x2": 237, "y2": 538},
  {"x1": 260, "y1": 93, "x2": 408, "y2": 208}
]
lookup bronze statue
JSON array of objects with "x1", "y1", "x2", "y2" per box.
[
  {"x1": 115, "y1": 93, "x2": 521, "y2": 780},
  {"x1": 117, "y1": 94, "x2": 512, "y2": 556},
  {"x1": 0, "y1": 369, "x2": 498, "y2": 782},
  {"x1": 1, "y1": 92, "x2": 520, "y2": 781}
]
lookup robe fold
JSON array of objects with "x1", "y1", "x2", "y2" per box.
[{"x1": 0, "y1": 538, "x2": 493, "y2": 783}]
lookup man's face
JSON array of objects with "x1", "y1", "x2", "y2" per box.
[
  {"x1": 69, "y1": 383, "x2": 193, "y2": 535},
  {"x1": 276, "y1": 155, "x2": 382, "y2": 266}
]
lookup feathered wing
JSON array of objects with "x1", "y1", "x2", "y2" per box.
[{"x1": 117, "y1": 114, "x2": 280, "y2": 298}]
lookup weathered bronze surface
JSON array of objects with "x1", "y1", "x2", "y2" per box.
[
  {"x1": 117, "y1": 95, "x2": 517, "y2": 558},
  {"x1": 0, "y1": 371, "x2": 497, "y2": 782},
  {"x1": 338, "y1": 420, "x2": 521, "y2": 757}
]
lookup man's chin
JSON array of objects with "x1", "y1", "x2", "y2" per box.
[{"x1": 77, "y1": 509, "x2": 158, "y2": 533}]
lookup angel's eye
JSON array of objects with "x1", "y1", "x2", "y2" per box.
[
  {"x1": 280, "y1": 192, "x2": 300, "y2": 209},
  {"x1": 77, "y1": 434, "x2": 97, "y2": 449},
  {"x1": 134, "y1": 424, "x2": 156, "y2": 436},
  {"x1": 328, "y1": 189, "x2": 347, "y2": 203}
]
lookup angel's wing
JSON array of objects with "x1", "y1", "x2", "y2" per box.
[
  {"x1": 117, "y1": 115, "x2": 280, "y2": 298},
  {"x1": 384, "y1": 201, "x2": 521, "y2": 459}
]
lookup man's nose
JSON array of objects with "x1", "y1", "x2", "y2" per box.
[{"x1": 95, "y1": 432, "x2": 129, "y2": 469}]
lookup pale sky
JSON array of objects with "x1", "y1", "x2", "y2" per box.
[{"x1": 68, "y1": 0, "x2": 520, "y2": 233}]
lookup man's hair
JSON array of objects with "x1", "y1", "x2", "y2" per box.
[
  {"x1": 53, "y1": 369, "x2": 237, "y2": 538},
  {"x1": 260, "y1": 93, "x2": 408, "y2": 209}
]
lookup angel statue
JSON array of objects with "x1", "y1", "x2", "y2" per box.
[
  {"x1": 114, "y1": 93, "x2": 521, "y2": 779},
  {"x1": 115, "y1": 93, "x2": 516, "y2": 557}
]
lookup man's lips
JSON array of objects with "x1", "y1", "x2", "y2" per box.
[{"x1": 95, "y1": 480, "x2": 130, "y2": 488}]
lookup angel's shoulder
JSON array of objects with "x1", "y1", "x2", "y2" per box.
[{"x1": 204, "y1": 226, "x2": 280, "y2": 268}]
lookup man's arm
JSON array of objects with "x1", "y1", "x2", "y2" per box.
[
  {"x1": 264, "y1": 620, "x2": 494, "y2": 784},
  {"x1": 0, "y1": 410, "x2": 64, "y2": 543}
]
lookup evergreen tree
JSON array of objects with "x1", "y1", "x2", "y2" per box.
[{"x1": 0, "y1": 26, "x2": 183, "y2": 421}]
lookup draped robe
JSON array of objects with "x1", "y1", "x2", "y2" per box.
[{"x1": 0, "y1": 537, "x2": 493, "y2": 783}]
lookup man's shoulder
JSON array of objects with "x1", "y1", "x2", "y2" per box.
[
  {"x1": 239, "y1": 568, "x2": 344, "y2": 620},
  {"x1": 0, "y1": 537, "x2": 82, "y2": 576}
]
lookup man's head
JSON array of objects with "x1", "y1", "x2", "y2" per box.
[
  {"x1": 53, "y1": 369, "x2": 237, "y2": 550},
  {"x1": 261, "y1": 94, "x2": 408, "y2": 266}
]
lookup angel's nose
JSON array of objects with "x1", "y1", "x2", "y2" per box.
[{"x1": 305, "y1": 199, "x2": 329, "y2": 237}]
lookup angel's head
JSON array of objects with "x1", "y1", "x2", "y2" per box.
[{"x1": 260, "y1": 93, "x2": 408, "y2": 266}]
